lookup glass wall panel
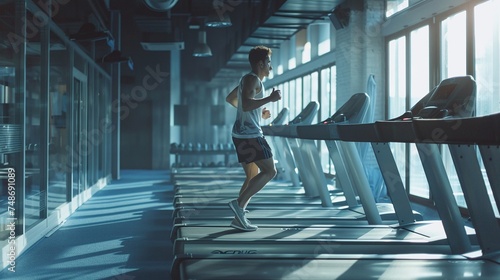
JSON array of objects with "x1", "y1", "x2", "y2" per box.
[
  {"x1": 0, "y1": 0, "x2": 113, "y2": 255},
  {"x1": 0, "y1": 1, "x2": 22, "y2": 242},
  {"x1": 88, "y1": 70, "x2": 97, "y2": 187},
  {"x1": 100, "y1": 75, "x2": 106, "y2": 180},
  {"x1": 99, "y1": 74, "x2": 112, "y2": 181},
  {"x1": 25, "y1": 10, "x2": 45, "y2": 229},
  {"x1": 409, "y1": 25, "x2": 430, "y2": 198},
  {"x1": 72, "y1": 77, "x2": 81, "y2": 196},
  {"x1": 72, "y1": 68, "x2": 88, "y2": 197},
  {"x1": 48, "y1": 31, "x2": 69, "y2": 212}
]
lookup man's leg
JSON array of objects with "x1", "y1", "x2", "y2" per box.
[
  {"x1": 240, "y1": 162, "x2": 258, "y2": 197},
  {"x1": 238, "y1": 157, "x2": 277, "y2": 209}
]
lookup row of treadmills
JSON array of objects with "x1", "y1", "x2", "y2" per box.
[{"x1": 169, "y1": 75, "x2": 500, "y2": 279}]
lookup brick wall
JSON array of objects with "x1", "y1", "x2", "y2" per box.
[{"x1": 335, "y1": 0, "x2": 386, "y2": 121}]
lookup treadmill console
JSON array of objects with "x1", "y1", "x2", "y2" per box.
[
  {"x1": 288, "y1": 101, "x2": 319, "y2": 125},
  {"x1": 321, "y1": 93, "x2": 370, "y2": 124},
  {"x1": 418, "y1": 75, "x2": 476, "y2": 119},
  {"x1": 390, "y1": 75, "x2": 476, "y2": 121}
]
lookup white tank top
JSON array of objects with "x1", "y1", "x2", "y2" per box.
[{"x1": 232, "y1": 72, "x2": 264, "y2": 138}]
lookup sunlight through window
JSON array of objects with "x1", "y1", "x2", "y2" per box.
[
  {"x1": 386, "y1": 0, "x2": 409, "y2": 17},
  {"x1": 474, "y1": 0, "x2": 500, "y2": 117},
  {"x1": 441, "y1": 11, "x2": 467, "y2": 78},
  {"x1": 409, "y1": 25, "x2": 430, "y2": 199},
  {"x1": 288, "y1": 57, "x2": 296, "y2": 70},
  {"x1": 302, "y1": 42, "x2": 311, "y2": 63}
]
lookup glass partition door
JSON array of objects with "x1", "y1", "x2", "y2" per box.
[{"x1": 72, "y1": 69, "x2": 88, "y2": 198}]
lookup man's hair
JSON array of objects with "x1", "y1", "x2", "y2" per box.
[{"x1": 248, "y1": 46, "x2": 272, "y2": 66}]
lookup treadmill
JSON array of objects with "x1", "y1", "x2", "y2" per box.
[
  {"x1": 412, "y1": 112, "x2": 500, "y2": 257},
  {"x1": 414, "y1": 112, "x2": 500, "y2": 216},
  {"x1": 171, "y1": 76, "x2": 500, "y2": 279},
  {"x1": 171, "y1": 92, "x2": 424, "y2": 230},
  {"x1": 172, "y1": 93, "x2": 399, "y2": 229},
  {"x1": 171, "y1": 76, "x2": 479, "y2": 255}
]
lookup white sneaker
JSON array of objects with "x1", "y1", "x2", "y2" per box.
[
  {"x1": 230, "y1": 217, "x2": 258, "y2": 232},
  {"x1": 229, "y1": 199, "x2": 246, "y2": 224},
  {"x1": 229, "y1": 199, "x2": 257, "y2": 231}
]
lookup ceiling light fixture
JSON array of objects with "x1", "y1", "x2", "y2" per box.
[
  {"x1": 69, "y1": 22, "x2": 108, "y2": 41},
  {"x1": 192, "y1": 30, "x2": 212, "y2": 57},
  {"x1": 97, "y1": 50, "x2": 134, "y2": 70},
  {"x1": 205, "y1": 13, "x2": 232, "y2": 28},
  {"x1": 143, "y1": 0, "x2": 179, "y2": 11}
]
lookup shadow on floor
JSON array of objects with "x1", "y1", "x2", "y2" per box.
[{"x1": 0, "y1": 170, "x2": 175, "y2": 280}]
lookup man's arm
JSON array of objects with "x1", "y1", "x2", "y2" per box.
[
  {"x1": 225, "y1": 86, "x2": 238, "y2": 108},
  {"x1": 241, "y1": 75, "x2": 281, "y2": 112}
]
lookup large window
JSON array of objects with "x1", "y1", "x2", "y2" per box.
[
  {"x1": 440, "y1": 10, "x2": 468, "y2": 208},
  {"x1": 386, "y1": 0, "x2": 408, "y2": 17},
  {"x1": 474, "y1": 0, "x2": 500, "y2": 117},
  {"x1": 302, "y1": 74, "x2": 311, "y2": 106},
  {"x1": 386, "y1": 1, "x2": 500, "y2": 217},
  {"x1": 319, "y1": 66, "x2": 336, "y2": 173},
  {"x1": 294, "y1": 77, "x2": 302, "y2": 118},
  {"x1": 441, "y1": 11, "x2": 467, "y2": 78},
  {"x1": 311, "y1": 72, "x2": 319, "y2": 105},
  {"x1": 387, "y1": 36, "x2": 407, "y2": 185},
  {"x1": 474, "y1": 0, "x2": 500, "y2": 216},
  {"x1": 409, "y1": 25, "x2": 430, "y2": 198},
  {"x1": 386, "y1": 0, "x2": 425, "y2": 18},
  {"x1": 388, "y1": 36, "x2": 407, "y2": 119},
  {"x1": 318, "y1": 24, "x2": 331, "y2": 56}
]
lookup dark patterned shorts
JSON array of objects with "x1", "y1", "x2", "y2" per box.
[{"x1": 232, "y1": 136, "x2": 273, "y2": 163}]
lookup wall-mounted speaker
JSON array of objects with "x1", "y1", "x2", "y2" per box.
[
  {"x1": 330, "y1": 5, "x2": 351, "y2": 30},
  {"x1": 329, "y1": 0, "x2": 363, "y2": 30}
]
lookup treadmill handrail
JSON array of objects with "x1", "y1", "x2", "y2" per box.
[{"x1": 262, "y1": 101, "x2": 319, "y2": 138}]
